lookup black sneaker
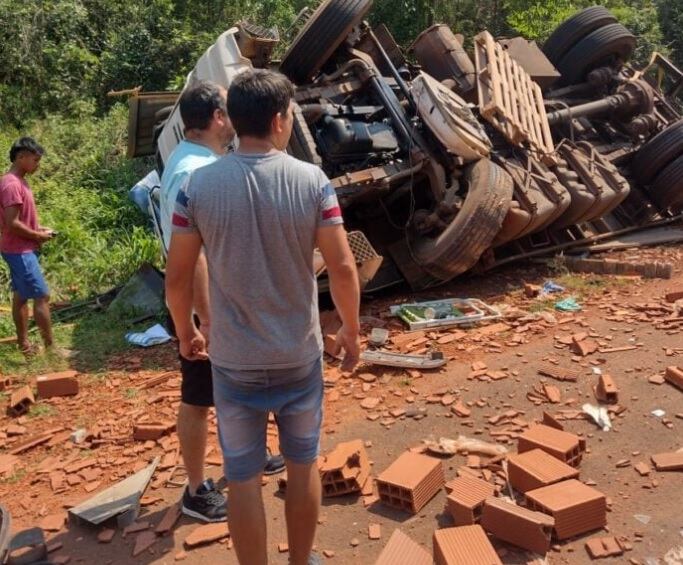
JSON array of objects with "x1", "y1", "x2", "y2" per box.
[
  {"x1": 264, "y1": 452, "x2": 286, "y2": 475},
  {"x1": 181, "y1": 478, "x2": 227, "y2": 523}
]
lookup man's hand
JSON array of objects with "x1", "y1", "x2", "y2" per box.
[
  {"x1": 179, "y1": 327, "x2": 208, "y2": 361},
  {"x1": 198, "y1": 320, "x2": 211, "y2": 348},
  {"x1": 36, "y1": 228, "x2": 55, "y2": 243},
  {"x1": 334, "y1": 324, "x2": 361, "y2": 372}
]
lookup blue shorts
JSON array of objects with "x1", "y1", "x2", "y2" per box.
[
  {"x1": 212, "y1": 357, "x2": 323, "y2": 482},
  {"x1": 1, "y1": 252, "x2": 49, "y2": 300}
]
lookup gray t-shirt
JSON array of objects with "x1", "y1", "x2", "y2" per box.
[{"x1": 172, "y1": 151, "x2": 343, "y2": 370}]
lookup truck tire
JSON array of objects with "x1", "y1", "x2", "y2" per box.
[
  {"x1": 632, "y1": 119, "x2": 683, "y2": 184},
  {"x1": 556, "y1": 23, "x2": 636, "y2": 86},
  {"x1": 280, "y1": 0, "x2": 373, "y2": 84},
  {"x1": 543, "y1": 6, "x2": 617, "y2": 66},
  {"x1": 413, "y1": 158, "x2": 513, "y2": 282},
  {"x1": 649, "y1": 155, "x2": 683, "y2": 210}
]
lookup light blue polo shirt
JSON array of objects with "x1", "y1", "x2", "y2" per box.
[{"x1": 159, "y1": 140, "x2": 218, "y2": 253}]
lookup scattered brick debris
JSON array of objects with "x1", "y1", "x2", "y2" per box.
[
  {"x1": 97, "y1": 528, "x2": 115, "y2": 543},
  {"x1": 376, "y1": 452, "x2": 444, "y2": 514},
  {"x1": 651, "y1": 452, "x2": 683, "y2": 471},
  {"x1": 319, "y1": 439, "x2": 370, "y2": 497},
  {"x1": 517, "y1": 424, "x2": 585, "y2": 467},
  {"x1": 594, "y1": 374, "x2": 619, "y2": 403},
  {"x1": 451, "y1": 401, "x2": 471, "y2": 418},
  {"x1": 132, "y1": 421, "x2": 175, "y2": 441},
  {"x1": 585, "y1": 536, "x2": 624, "y2": 559},
  {"x1": 664, "y1": 366, "x2": 683, "y2": 391},
  {"x1": 633, "y1": 462, "x2": 651, "y2": 476},
  {"x1": 155, "y1": 502, "x2": 181, "y2": 535},
  {"x1": 360, "y1": 397, "x2": 380, "y2": 410},
  {"x1": 36, "y1": 370, "x2": 79, "y2": 398},
  {"x1": 132, "y1": 530, "x2": 157, "y2": 557},
  {"x1": 665, "y1": 290, "x2": 683, "y2": 302},
  {"x1": 40, "y1": 512, "x2": 67, "y2": 532},
  {"x1": 541, "y1": 412, "x2": 564, "y2": 431},
  {"x1": 368, "y1": 523, "x2": 381, "y2": 540},
  {"x1": 543, "y1": 384, "x2": 561, "y2": 404},
  {"x1": 322, "y1": 549, "x2": 335, "y2": 558},
  {"x1": 184, "y1": 522, "x2": 230, "y2": 548},
  {"x1": 538, "y1": 363, "x2": 579, "y2": 382},
  {"x1": 444, "y1": 475, "x2": 496, "y2": 525},
  {"x1": 0, "y1": 454, "x2": 18, "y2": 477},
  {"x1": 0, "y1": 375, "x2": 12, "y2": 392},
  {"x1": 481, "y1": 497, "x2": 554, "y2": 555},
  {"x1": 525, "y1": 479, "x2": 606, "y2": 540},
  {"x1": 7, "y1": 385, "x2": 34, "y2": 417},
  {"x1": 648, "y1": 374, "x2": 666, "y2": 385},
  {"x1": 433, "y1": 525, "x2": 502, "y2": 565},
  {"x1": 123, "y1": 521, "x2": 150, "y2": 537},
  {"x1": 507, "y1": 449, "x2": 579, "y2": 493},
  {"x1": 375, "y1": 529, "x2": 431, "y2": 565}
]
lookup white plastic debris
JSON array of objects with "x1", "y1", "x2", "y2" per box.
[
  {"x1": 651, "y1": 409, "x2": 666, "y2": 418},
  {"x1": 70, "y1": 428, "x2": 87, "y2": 444},
  {"x1": 582, "y1": 403, "x2": 612, "y2": 431},
  {"x1": 592, "y1": 367, "x2": 602, "y2": 375},
  {"x1": 634, "y1": 514, "x2": 652, "y2": 525},
  {"x1": 423, "y1": 435, "x2": 508, "y2": 457}
]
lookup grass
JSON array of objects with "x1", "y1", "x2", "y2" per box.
[{"x1": 28, "y1": 403, "x2": 55, "y2": 419}]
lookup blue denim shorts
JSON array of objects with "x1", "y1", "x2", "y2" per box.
[
  {"x1": 212, "y1": 357, "x2": 323, "y2": 482},
  {"x1": 1, "y1": 252, "x2": 49, "y2": 300}
]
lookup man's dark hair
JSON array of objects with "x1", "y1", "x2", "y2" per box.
[
  {"x1": 179, "y1": 80, "x2": 227, "y2": 131},
  {"x1": 10, "y1": 137, "x2": 45, "y2": 162},
  {"x1": 228, "y1": 70, "x2": 295, "y2": 138}
]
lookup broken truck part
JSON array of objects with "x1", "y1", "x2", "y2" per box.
[{"x1": 127, "y1": 1, "x2": 683, "y2": 291}]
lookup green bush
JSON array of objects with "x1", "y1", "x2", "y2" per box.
[{"x1": 0, "y1": 104, "x2": 161, "y2": 304}]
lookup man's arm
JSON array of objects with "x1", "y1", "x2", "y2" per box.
[
  {"x1": 193, "y1": 249, "x2": 211, "y2": 337},
  {"x1": 166, "y1": 232, "x2": 207, "y2": 360},
  {"x1": 3, "y1": 206, "x2": 51, "y2": 242},
  {"x1": 316, "y1": 224, "x2": 361, "y2": 371}
]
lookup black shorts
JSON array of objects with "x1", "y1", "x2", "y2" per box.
[{"x1": 167, "y1": 313, "x2": 214, "y2": 407}]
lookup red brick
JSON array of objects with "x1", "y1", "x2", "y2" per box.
[
  {"x1": 368, "y1": 523, "x2": 381, "y2": 540},
  {"x1": 444, "y1": 476, "x2": 495, "y2": 525},
  {"x1": 651, "y1": 451, "x2": 683, "y2": 471},
  {"x1": 133, "y1": 421, "x2": 175, "y2": 441},
  {"x1": 8, "y1": 385, "x2": 34, "y2": 417},
  {"x1": 433, "y1": 525, "x2": 502, "y2": 565},
  {"x1": 376, "y1": 452, "x2": 444, "y2": 514},
  {"x1": 526, "y1": 479, "x2": 606, "y2": 540},
  {"x1": 481, "y1": 497, "x2": 554, "y2": 555},
  {"x1": 319, "y1": 439, "x2": 370, "y2": 497},
  {"x1": 571, "y1": 337, "x2": 598, "y2": 357},
  {"x1": 585, "y1": 536, "x2": 624, "y2": 559},
  {"x1": 594, "y1": 374, "x2": 618, "y2": 403},
  {"x1": 375, "y1": 530, "x2": 431, "y2": 565},
  {"x1": 508, "y1": 449, "x2": 579, "y2": 493},
  {"x1": 36, "y1": 371, "x2": 79, "y2": 398},
  {"x1": 517, "y1": 424, "x2": 585, "y2": 467},
  {"x1": 664, "y1": 366, "x2": 683, "y2": 391},
  {"x1": 40, "y1": 512, "x2": 66, "y2": 532},
  {"x1": 538, "y1": 364, "x2": 580, "y2": 382}
]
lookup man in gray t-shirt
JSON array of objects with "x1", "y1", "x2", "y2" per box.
[{"x1": 166, "y1": 70, "x2": 361, "y2": 565}]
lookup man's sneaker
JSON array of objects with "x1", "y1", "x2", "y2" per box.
[
  {"x1": 264, "y1": 452, "x2": 286, "y2": 475},
  {"x1": 181, "y1": 478, "x2": 227, "y2": 522}
]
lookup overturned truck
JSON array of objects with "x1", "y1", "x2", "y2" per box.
[{"x1": 129, "y1": 1, "x2": 683, "y2": 291}]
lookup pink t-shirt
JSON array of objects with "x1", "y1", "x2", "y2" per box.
[{"x1": 0, "y1": 172, "x2": 39, "y2": 253}]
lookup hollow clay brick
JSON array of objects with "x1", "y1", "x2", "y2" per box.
[
  {"x1": 433, "y1": 525, "x2": 502, "y2": 565},
  {"x1": 537, "y1": 364, "x2": 580, "y2": 382},
  {"x1": 319, "y1": 439, "x2": 370, "y2": 497},
  {"x1": 481, "y1": 497, "x2": 554, "y2": 555},
  {"x1": 0, "y1": 375, "x2": 11, "y2": 392},
  {"x1": 374, "y1": 529, "x2": 432, "y2": 565},
  {"x1": 8, "y1": 385, "x2": 34, "y2": 417},
  {"x1": 594, "y1": 374, "x2": 618, "y2": 403},
  {"x1": 444, "y1": 475, "x2": 496, "y2": 525},
  {"x1": 525, "y1": 479, "x2": 606, "y2": 540},
  {"x1": 651, "y1": 451, "x2": 683, "y2": 471},
  {"x1": 508, "y1": 449, "x2": 579, "y2": 493},
  {"x1": 36, "y1": 370, "x2": 79, "y2": 398},
  {"x1": 664, "y1": 366, "x2": 683, "y2": 391},
  {"x1": 517, "y1": 424, "x2": 585, "y2": 467},
  {"x1": 376, "y1": 452, "x2": 444, "y2": 514}
]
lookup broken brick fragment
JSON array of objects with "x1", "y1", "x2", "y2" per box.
[
  {"x1": 133, "y1": 530, "x2": 157, "y2": 557},
  {"x1": 444, "y1": 475, "x2": 495, "y2": 525},
  {"x1": 368, "y1": 523, "x2": 381, "y2": 540},
  {"x1": 155, "y1": 502, "x2": 181, "y2": 535},
  {"x1": 97, "y1": 528, "x2": 115, "y2": 543},
  {"x1": 537, "y1": 363, "x2": 580, "y2": 382},
  {"x1": 40, "y1": 512, "x2": 67, "y2": 532},
  {"x1": 7, "y1": 385, "x2": 34, "y2": 417},
  {"x1": 481, "y1": 497, "x2": 554, "y2": 555},
  {"x1": 450, "y1": 402, "x2": 470, "y2": 418},
  {"x1": 376, "y1": 452, "x2": 444, "y2": 514},
  {"x1": 665, "y1": 290, "x2": 683, "y2": 303},
  {"x1": 517, "y1": 424, "x2": 585, "y2": 467},
  {"x1": 375, "y1": 529, "x2": 431, "y2": 565},
  {"x1": 651, "y1": 451, "x2": 683, "y2": 471},
  {"x1": 664, "y1": 366, "x2": 683, "y2": 391},
  {"x1": 507, "y1": 449, "x2": 579, "y2": 493},
  {"x1": 35, "y1": 370, "x2": 79, "y2": 398},
  {"x1": 133, "y1": 421, "x2": 175, "y2": 441},
  {"x1": 633, "y1": 462, "x2": 650, "y2": 476},
  {"x1": 585, "y1": 536, "x2": 624, "y2": 559},
  {"x1": 433, "y1": 525, "x2": 502, "y2": 565},
  {"x1": 594, "y1": 374, "x2": 619, "y2": 403},
  {"x1": 525, "y1": 479, "x2": 606, "y2": 540},
  {"x1": 319, "y1": 439, "x2": 370, "y2": 497},
  {"x1": 571, "y1": 337, "x2": 598, "y2": 357},
  {"x1": 184, "y1": 522, "x2": 229, "y2": 548}
]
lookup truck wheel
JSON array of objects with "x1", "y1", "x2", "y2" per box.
[
  {"x1": 412, "y1": 159, "x2": 513, "y2": 282},
  {"x1": 632, "y1": 119, "x2": 683, "y2": 184},
  {"x1": 556, "y1": 23, "x2": 636, "y2": 86},
  {"x1": 543, "y1": 6, "x2": 617, "y2": 66},
  {"x1": 279, "y1": 0, "x2": 373, "y2": 84},
  {"x1": 649, "y1": 155, "x2": 683, "y2": 210}
]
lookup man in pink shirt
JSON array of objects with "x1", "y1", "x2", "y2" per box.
[{"x1": 0, "y1": 137, "x2": 56, "y2": 355}]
